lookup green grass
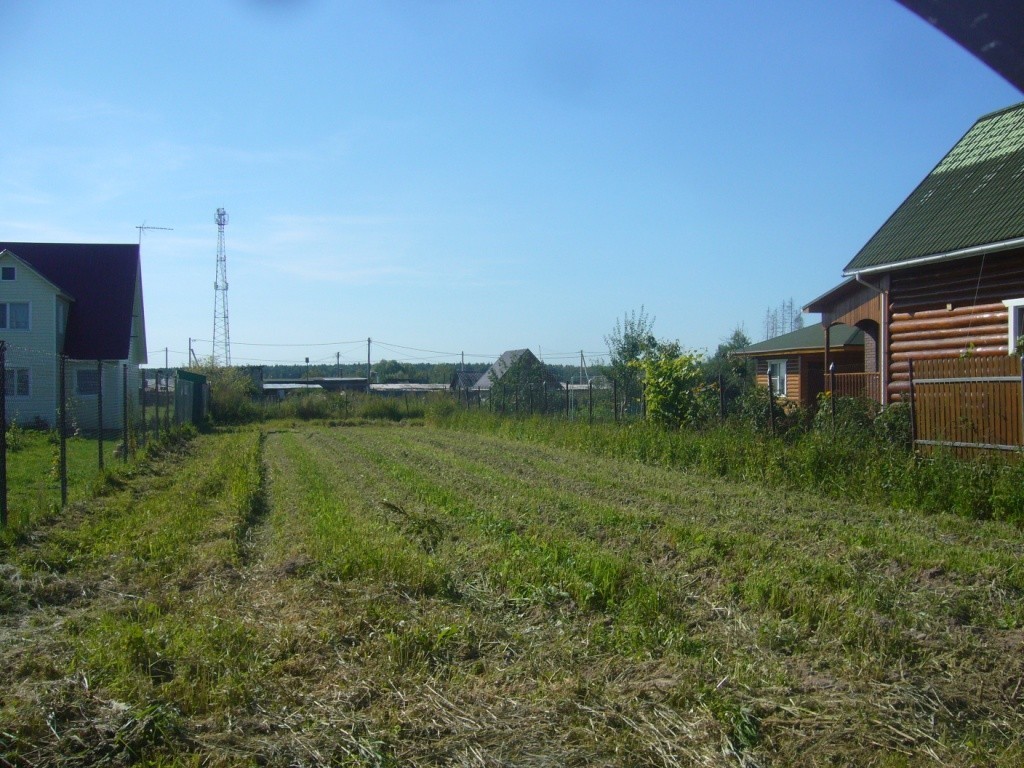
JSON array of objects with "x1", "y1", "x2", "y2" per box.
[
  {"x1": 430, "y1": 407, "x2": 1024, "y2": 523},
  {"x1": 1, "y1": 429, "x2": 111, "y2": 536},
  {"x1": 2, "y1": 422, "x2": 1022, "y2": 766}
]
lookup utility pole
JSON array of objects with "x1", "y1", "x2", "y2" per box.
[
  {"x1": 336, "y1": 351, "x2": 340, "y2": 378},
  {"x1": 367, "y1": 338, "x2": 371, "y2": 384}
]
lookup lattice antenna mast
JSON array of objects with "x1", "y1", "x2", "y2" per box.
[{"x1": 212, "y1": 207, "x2": 231, "y2": 366}]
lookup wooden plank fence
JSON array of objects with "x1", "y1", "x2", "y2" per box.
[{"x1": 910, "y1": 356, "x2": 1024, "y2": 455}]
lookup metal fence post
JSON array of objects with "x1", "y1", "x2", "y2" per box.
[
  {"x1": 1020, "y1": 357, "x2": 1024, "y2": 448},
  {"x1": 164, "y1": 369, "x2": 171, "y2": 432},
  {"x1": 97, "y1": 360, "x2": 104, "y2": 471},
  {"x1": 1, "y1": 340, "x2": 7, "y2": 528},
  {"x1": 613, "y1": 378, "x2": 618, "y2": 424},
  {"x1": 908, "y1": 358, "x2": 917, "y2": 447},
  {"x1": 829, "y1": 362, "x2": 837, "y2": 432},
  {"x1": 122, "y1": 363, "x2": 129, "y2": 462},
  {"x1": 141, "y1": 376, "x2": 147, "y2": 446},
  {"x1": 589, "y1": 381, "x2": 594, "y2": 425},
  {"x1": 718, "y1": 373, "x2": 725, "y2": 421},
  {"x1": 767, "y1": 374, "x2": 776, "y2": 437},
  {"x1": 59, "y1": 355, "x2": 67, "y2": 507}
]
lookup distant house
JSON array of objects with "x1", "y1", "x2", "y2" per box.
[
  {"x1": 733, "y1": 324, "x2": 865, "y2": 407},
  {"x1": 473, "y1": 349, "x2": 563, "y2": 391},
  {"x1": 449, "y1": 369, "x2": 479, "y2": 391},
  {"x1": 0, "y1": 242, "x2": 146, "y2": 430},
  {"x1": 805, "y1": 101, "x2": 1024, "y2": 403}
]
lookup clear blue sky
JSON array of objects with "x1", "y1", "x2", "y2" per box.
[{"x1": 2, "y1": 1, "x2": 1020, "y2": 369}]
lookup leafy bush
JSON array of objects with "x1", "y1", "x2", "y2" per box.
[
  {"x1": 733, "y1": 387, "x2": 808, "y2": 437},
  {"x1": 635, "y1": 349, "x2": 717, "y2": 430},
  {"x1": 812, "y1": 394, "x2": 875, "y2": 437},
  {"x1": 872, "y1": 402, "x2": 913, "y2": 451},
  {"x1": 199, "y1": 366, "x2": 259, "y2": 424}
]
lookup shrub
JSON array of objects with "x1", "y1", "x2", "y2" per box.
[
  {"x1": 812, "y1": 394, "x2": 875, "y2": 438},
  {"x1": 200, "y1": 367, "x2": 259, "y2": 424},
  {"x1": 635, "y1": 348, "x2": 717, "y2": 430},
  {"x1": 872, "y1": 402, "x2": 913, "y2": 451},
  {"x1": 734, "y1": 387, "x2": 807, "y2": 437}
]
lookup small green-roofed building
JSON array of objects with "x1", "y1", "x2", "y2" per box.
[{"x1": 734, "y1": 324, "x2": 865, "y2": 407}]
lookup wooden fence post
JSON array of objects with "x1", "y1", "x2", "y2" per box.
[{"x1": 589, "y1": 381, "x2": 594, "y2": 425}]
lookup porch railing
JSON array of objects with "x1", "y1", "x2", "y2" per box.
[{"x1": 828, "y1": 372, "x2": 881, "y2": 402}]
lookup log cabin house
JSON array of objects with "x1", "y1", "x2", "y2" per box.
[
  {"x1": 733, "y1": 324, "x2": 865, "y2": 408},
  {"x1": 805, "y1": 101, "x2": 1024, "y2": 404}
]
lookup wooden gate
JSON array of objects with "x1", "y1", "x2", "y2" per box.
[{"x1": 910, "y1": 356, "x2": 1024, "y2": 455}]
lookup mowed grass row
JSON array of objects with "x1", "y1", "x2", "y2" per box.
[
  {"x1": 4, "y1": 423, "x2": 1023, "y2": 766},
  {"x1": 1, "y1": 428, "x2": 272, "y2": 766},
  {"x1": 261, "y1": 425, "x2": 1024, "y2": 766}
]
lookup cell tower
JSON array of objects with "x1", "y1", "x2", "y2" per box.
[{"x1": 212, "y1": 207, "x2": 231, "y2": 366}]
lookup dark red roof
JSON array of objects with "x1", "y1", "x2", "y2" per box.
[{"x1": 0, "y1": 242, "x2": 142, "y2": 361}]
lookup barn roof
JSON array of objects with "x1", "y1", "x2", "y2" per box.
[
  {"x1": 0, "y1": 242, "x2": 142, "y2": 361},
  {"x1": 844, "y1": 101, "x2": 1024, "y2": 275},
  {"x1": 473, "y1": 349, "x2": 561, "y2": 390}
]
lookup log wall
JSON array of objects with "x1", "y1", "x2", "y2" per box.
[{"x1": 887, "y1": 250, "x2": 1024, "y2": 400}]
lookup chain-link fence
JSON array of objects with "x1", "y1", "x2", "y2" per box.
[{"x1": 1, "y1": 339, "x2": 207, "y2": 527}]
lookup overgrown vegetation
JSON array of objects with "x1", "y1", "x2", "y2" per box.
[{"x1": 430, "y1": 399, "x2": 1024, "y2": 524}]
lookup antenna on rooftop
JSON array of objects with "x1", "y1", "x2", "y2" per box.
[
  {"x1": 136, "y1": 222, "x2": 173, "y2": 245},
  {"x1": 212, "y1": 208, "x2": 231, "y2": 367}
]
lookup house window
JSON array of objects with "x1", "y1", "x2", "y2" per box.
[
  {"x1": 4, "y1": 368, "x2": 30, "y2": 397},
  {"x1": 76, "y1": 369, "x2": 100, "y2": 396},
  {"x1": 1005, "y1": 298, "x2": 1024, "y2": 354},
  {"x1": 0, "y1": 302, "x2": 30, "y2": 330},
  {"x1": 1, "y1": 266, "x2": 14, "y2": 281},
  {"x1": 767, "y1": 359, "x2": 788, "y2": 397}
]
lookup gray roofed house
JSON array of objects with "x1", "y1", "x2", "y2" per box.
[{"x1": 473, "y1": 349, "x2": 563, "y2": 391}]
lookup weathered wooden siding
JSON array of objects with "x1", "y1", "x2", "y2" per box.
[{"x1": 887, "y1": 250, "x2": 1024, "y2": 400}]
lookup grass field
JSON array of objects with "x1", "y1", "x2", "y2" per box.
[
  {"x1": 2, "y1": 422, "x2": 1022, "y2": 766},
  {"x1": 2, "y1": 429, "x2": 114, "y2": 535}
]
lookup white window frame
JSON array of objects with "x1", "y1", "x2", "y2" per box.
[
  {"x1": 0, "y1": 301, "x2": 31, "y2": 330},
  {"x1": 4, "y1": 367, "x2": 31, "y2": 397},
  {"x1": 1, "y1": 266, "x2": 15, "y2": 281},
  {"x1": 76, "y1": 368, "x2": 101, "y2": 396},
  {"x1": 1003, "y1": 298, "x2": 1024, "y2": 354},
  {"x1": 767, "y1": 359, "x2": 788, "y2": 397}
]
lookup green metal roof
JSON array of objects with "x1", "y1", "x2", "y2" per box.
[
  {"x1": 734, "y1": 323, "x2": 863, "y2": 357},
  {"x1": 844, "y1": 101, "x2": 1024, "y2": 274}
]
